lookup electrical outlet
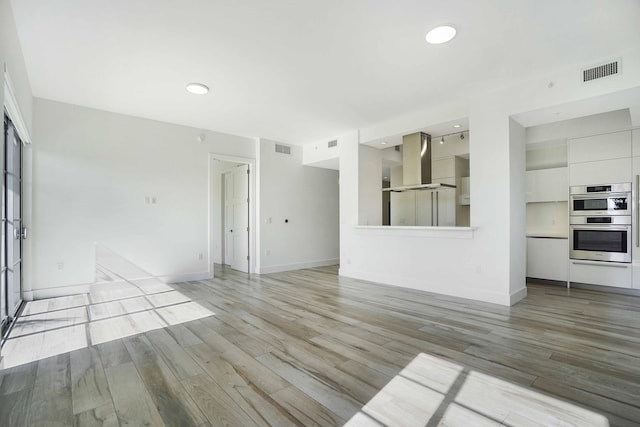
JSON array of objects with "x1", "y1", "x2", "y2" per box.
[
  {"x1": 57, "y1": 262, "x2": 64, "y2": 271},
  {"x1": 197, "y1": 253, "x2": 204, "y2": 261}
]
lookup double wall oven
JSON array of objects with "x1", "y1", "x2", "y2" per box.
[{"x1": 569, "y1": 183, "x2": 632, "y2": 263}]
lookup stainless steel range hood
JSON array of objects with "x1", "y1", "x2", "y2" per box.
[{"x1": 383, "y1": 131, "x2": 455, "y2": 192}]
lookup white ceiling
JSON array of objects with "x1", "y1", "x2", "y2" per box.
[{"x1": 10, "y1": 0, "x2": 640, "y2": 144}]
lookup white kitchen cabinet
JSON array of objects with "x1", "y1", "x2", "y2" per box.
[
  {"x1": 569, "y1": 158, "x2": 632, "y2": 186},
  {"x1": 632, "y1": 157, "x2": 640, "y2": 263},
  {"x1": 568, "y1": 130, "x2": 631, "y2": 164},
  {"x1": 631, "y1": 129, "x2": 640, "y2": 157},
  {"x1": 633, "y1": 264, "x2": 640, "y2": 289},
  {"x1": 527, "y1": 237, "x2": 568, "y2": 281},
  {"x1": 525, "y1": 167, "x2": 567, "y2": 203},
  {"x1": 570, "y1": 259, "x2": 632, "y2": 288}
]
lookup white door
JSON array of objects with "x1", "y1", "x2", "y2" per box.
[
  {"x1": 224, "y1": 164, "x2": 249, "y2": 272},
  {"x1": 2, "y1": 115, "x2": 24, "y2": 336}
]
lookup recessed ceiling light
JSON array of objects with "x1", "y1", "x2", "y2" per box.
[
  {"x1": 426, "y1": 26, "x2": 457, "y2": 44},
  {"x1": 453, "y1": 124, "x2": 461, "y2": 128},
  {"x1": 381, "y1": 141, "x2": 387, "y2": 145},
  {"x1": 384, "y1": 176, "x2": 389, "y2": 180},
  {"x1": 186, "y1": 83, "x2": 209, "y2": 95}
]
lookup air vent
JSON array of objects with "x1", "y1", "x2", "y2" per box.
[
  {"x1": 583, "y1": 60, "x2": 620, "y2": 82},
  {"x1": 328, "y1": 140, "x2": 338, "y2": 148},
  {"x1": 275, "y1": 143, "x2": 291, "y2": 154},
  {"x1": 394, "y1": 145, "x2": 401, "y2": 152}
]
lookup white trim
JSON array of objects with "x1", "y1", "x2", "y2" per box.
[
  {"x1": 25, "y1": 282, "x2": 91, "y2": 301},
  {"x1": 208, "y1": 153, "x2": 257, "y2": 276},
  {"x1": 162, "y1": 271, "x2": 212, "y2": 283},
  {"x1": 3, "y1": 66, "x2": 31, "y2": 144},
  {"x1": 258, "y1": 258, "x2": 339, "y2": 274},
  {"x1": 24, "y1": 270, "x2": 213, "y2": 300},
  {"x1": 510, "y1": 286, "x2": 528, "y2": 305}
]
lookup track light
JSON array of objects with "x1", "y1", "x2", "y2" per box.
[
  {"x1": 440, "y1": 136, "x2": 445, "y2": 144},
  {"x1": 460, "y1": 132, "x2": 465, "y2": 140}
]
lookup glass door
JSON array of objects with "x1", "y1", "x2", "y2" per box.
[{"x1": 2, "y1": 113, "x2": 23, "y2": 338}]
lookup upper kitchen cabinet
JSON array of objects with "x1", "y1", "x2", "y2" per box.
[
  {"x1": 526, "y1": 139, "x2": 567, "y2": 171},
  {"x1": 568, "y1": 130, "x2": 632, "y2": 186},
  {"x1": 568, "y1": 130, "x2": 631, "y2": 163},
  {"x1": 526, "y1": 167, "x2": 567, "y2": 203},
  {"x1": 525, "y1": 139, "x2": 568, "y2": 203}
]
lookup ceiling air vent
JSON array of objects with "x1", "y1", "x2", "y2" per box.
[
  {"x1": 394, "y1": 145, "x2": 401, "y2": 152},
  {"x1": 275, "y1": 143, "x2": 291, "y2": 154},
  {"x1": 583, "y1": 60, "x2": 620, "y2": 82},
  {"x1": 328, "y1": 140, "x2": 338, "y2": 148}
]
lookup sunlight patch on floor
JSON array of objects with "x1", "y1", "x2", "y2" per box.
[
  {"x1": 2, "y1": 246, "x2": 215, "y2": 369},
  {"x1": 344, "y1": 353, "x2": 610, "y2": 427}
]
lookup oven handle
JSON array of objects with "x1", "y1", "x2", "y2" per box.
[
  {"x1": 571, "y1": 260, "x2": 630, "y2": 269},
  {"x1": 571, "y1": 226, "x2": 630, "y2": 231},
  {"x1": 570, "y1": 194, "x2": 631, "y2": 201}
]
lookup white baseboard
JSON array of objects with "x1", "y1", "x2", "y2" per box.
[
  {"x1": 26, "y1": 282, "x2": 91, "y2": 301},
  {"x1": 161, "y1": 271, "x2": 213, "y2": 283},
  {"x1": 510, "y1": 286, "x2": 528, "y2": 305},
  {"x1": 339, "y1": 267, "x2": 515, "y2": 306},
  {"x1": 259, "y1": 258, "x2": 339, "y2": 275},
  {"x1": 25, "y1": 270, "x2": 213, "y2": 301}
]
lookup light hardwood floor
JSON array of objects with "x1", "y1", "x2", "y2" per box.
[{"x1": 1, "y1": 265, "x2": 640, "y2": 426}]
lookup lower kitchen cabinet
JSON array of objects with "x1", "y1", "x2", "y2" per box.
[
  {"x1": 527, "y1": 237, "x2": 568, "y2": 281},
  {"x1": 570, "y1": 259, "x2": 632, "y2": 288},
  {"x1": 633, "y1": 264, "x2": 640, "y2": 289}
]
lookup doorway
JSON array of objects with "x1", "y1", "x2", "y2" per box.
[
  {"x1": 1, "y1": 114, "x2": 25, "y2": 339},
  {"x1": 223, "y1": 164, "x2": 250, "y2": 272},
  {"x1": 209, "y1": 154, "x2": 256, "y2": 276}
]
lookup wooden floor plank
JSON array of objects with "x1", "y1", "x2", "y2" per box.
[
  {"x1": 2, "y1": 265, "x2": 640, "y2": 426},
  {"x1": 0, "y1": 387, "x2": 33, "y2": 427},
  {"x1": 104, "y1": 361, "x2": 166, "y2": 427},
  {"x1": 181, "y1": 374, "x2": 261, "y2": 427},
  {"x1": 123, "y1": 334, "x2": 205, "y2": 426},
  {"x1": 27, "y1": 353, "x2": 73, "y2": 426},
  {"x1": 73, "y1": 402, "x2": 119, "y2": 427},
  {"x1": 70, "y1": 346, "x2": 111, "y2": 415},
  {"x1": 186, "y1": 343, "x2": 300, "y2": 426}
]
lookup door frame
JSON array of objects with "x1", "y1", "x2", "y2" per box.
[
  {"x1": 2, "y1": 68, "x2": 32, "y2": 346},
  {"x1": 208, "y1": 153, "x2": 257, "y2": 275}
]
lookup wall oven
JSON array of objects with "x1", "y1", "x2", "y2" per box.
[
  {"x1": 569, "y1": 183, "x2": 631, "y2": 216},
  {"x1": 569, "y1": 216, "x2": 631, "y2": 263}
]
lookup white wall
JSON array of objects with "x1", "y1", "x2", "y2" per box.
[
  {"x1": 358, "y1": 145, "x2": 382, "y2": 226},
  {"x1": 258, "y1": 138, "x2": 339, "y2": 273},
  {"x1": 1, "y1": 0, "x2": 32, "y2": 131},
  {"x1": 31, "y1": 98, "x2": 255, "y2": 297},
  {"x1": 302, "y1": 138, "x2": 340, "y2": 169}
]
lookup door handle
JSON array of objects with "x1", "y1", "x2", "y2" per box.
[{"x1": 21, "y1": 227, "x2": 28, "y2": 240}]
